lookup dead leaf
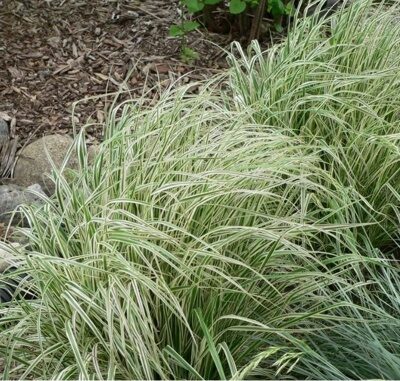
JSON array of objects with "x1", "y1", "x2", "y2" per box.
[{"x1": 155, "y1": 64, "x2": 170, "y2": 74}]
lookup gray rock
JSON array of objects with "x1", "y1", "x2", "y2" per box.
[
  {"x1": 0, "y1": 118, "x2": 8, "y2": 139},
  {"x1": 13, "y1": 134, "x2": 78, "y2": 195},
  {"x1": 0, "y1": 243, "x2": 20, "y2": 273},
  {"x1": 13, "y1": 134, "x2": 99, "y2": 195},
  {"x1": 0, "y1": 184, "x2": 45, "y2": 225},
  {"x1": 88, "y1": 143, "x2": 100, "y2": 163},
  {"x1": 8, "y1": 227, "x2": 31, "y2": 246},
  {"x1": 0, "y1": 118, "x2": 9, "y2": 155}
]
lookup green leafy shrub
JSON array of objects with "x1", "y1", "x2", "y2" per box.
[
  {"x1": 180, "y1": 0, "x2": 256, "y2": 14},
  {"x1": 179, "y1": 0, "x2": 292, "y2": 16},
  {"x1": 1, "y1": 1, "x2": 400, "y2": 379},
  {"x1": 170, "y1": 0, "x2": 295, "y2": 45},
  {"x1": 169, "y1": 0, "x2": 297, "y2": 61}
]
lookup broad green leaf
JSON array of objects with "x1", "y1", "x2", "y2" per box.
[
  {"x1": 182, "y1": 0, "x2": 205, "y2": 13},
  {"x1": 205, "y1": 0, "x2": 222, "y2": 4},
  {"x1": 169, "y1": 25, "x2": 185, "y2": 37},
  {"x1": 182, "y1": 20, "x2": 200, "y2": 32},
  {"x1": 268, "y1": 0, "x2": 286, "y2": 16},
  {"x1": 229, "y1": 0, "x2": 246, "y2": 14}
]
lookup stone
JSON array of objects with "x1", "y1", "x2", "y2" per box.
[
  {"x1": 8, "y1": 228, "x2": 31, "y2": 246},
  {"x1": 13, "y1": 134, "x2": 78, "y2": 195},
  {"x1": 0, "y1": 243, "x2": 20, "y2": 273},
  {"x1": 0, "y1": 184, "x2": 45, "y2": 225},
  {"x1": 13, "y1": 134, "x2": 99, "y2": 195},
  {"x1": 0, "y1": 118, "x2": 9, "y2": 139},
  {"x1": 0, "y1": 118, "x2": 9, "y2": 152},
  {"x1": 88, "y1": 143, "x2": 100, "y2": 163}
]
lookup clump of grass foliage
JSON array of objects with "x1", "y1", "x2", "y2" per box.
[{"x1": 1, "y1": 0, "x2": 400, "y2": 379}]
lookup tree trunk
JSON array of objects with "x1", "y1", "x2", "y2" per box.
[{"x1": 249, "y1": 0, "x2": 267, "y2": 42}]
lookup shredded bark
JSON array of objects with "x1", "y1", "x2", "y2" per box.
[{"x1": 0, "y1": 0, "x2": 229, "y2": 146}]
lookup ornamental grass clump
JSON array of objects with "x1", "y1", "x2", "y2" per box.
[
  {"x1": 229, "y1": 0, "x2": 400, "y2": 249},
  {"x1": 0, "y1": 0, "x2": 400, "y2": 379}
]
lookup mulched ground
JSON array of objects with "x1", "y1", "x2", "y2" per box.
[{"x1": 0, "y1": 0, "x2": 231, "y2": 147}]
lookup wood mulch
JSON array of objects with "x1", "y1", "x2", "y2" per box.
[{"x1": 0, "y1": 0, "x2": 230, "y2": 147}]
